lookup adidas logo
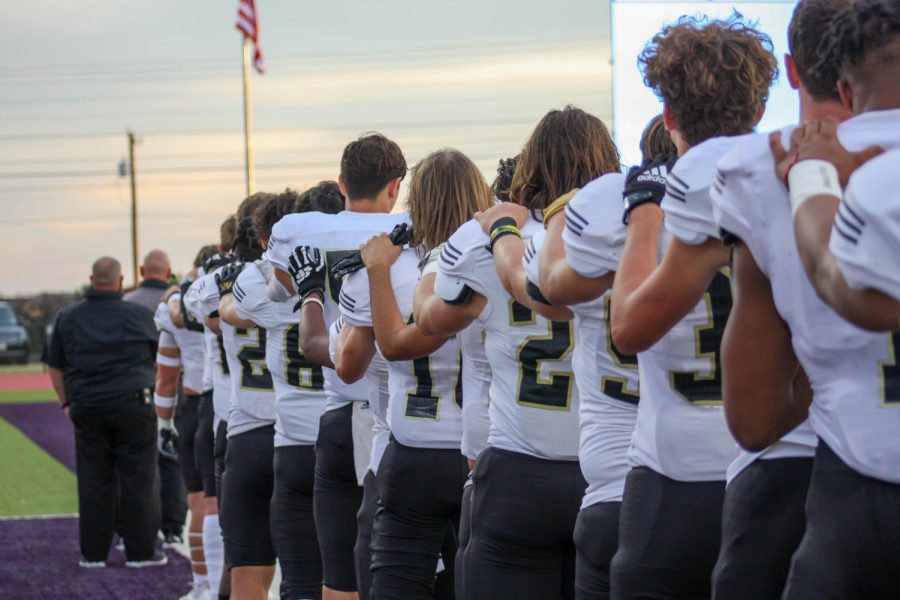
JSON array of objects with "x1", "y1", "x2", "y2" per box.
[{"x1": 636, "y1": 166, "x2": 668, "y2": 185}]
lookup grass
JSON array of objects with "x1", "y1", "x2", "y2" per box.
[
  {"x1": 0, "y1": 363, "x2": 44, "y2": 375},
  {"x1": 0, "y1": 389, "x2": 56, "y2": 404},
  {"x1": 0, "y1": 417, "x2": 77, "y2": 517}
]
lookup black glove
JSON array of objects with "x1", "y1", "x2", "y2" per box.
[
  {"x1": 288, "y1": 246, "x2": 327, "y2": 300},
  {"x1": 203, "y1": 252, "x2": 234, "y2": 274},
  {"x1": 215, "y1": 261, "x2": 245, "y2": 297},
  {"x1": 157, "y1": 423, "x2": 179, "y2": 460},
  {"x1": 622, "y1": 154, "x2": 677, "y2": 225},
  {"x1": 331, "y1": 223, "x2": 414, "y2": 280}
]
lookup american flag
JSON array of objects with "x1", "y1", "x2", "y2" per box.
[{"x1": 236, "y1": 0, "x2": 264, "y2": 73}]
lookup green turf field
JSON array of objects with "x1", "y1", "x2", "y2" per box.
[
  {"x1": 0, "y1": 363, "x2": 44, "y2": 375},
  {"x1": 0, "y1": 418, "x2": 77, "y2": 517},
  {"x1": 0, "y1": 389, "x2": 55, "y2": 404}
]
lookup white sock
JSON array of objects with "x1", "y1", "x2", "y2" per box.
[{"x1": 202, "y1": 514, "x2": 224, "y2": 594}]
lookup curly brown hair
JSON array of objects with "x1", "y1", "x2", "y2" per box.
[
  {"x1": 639, "y1": 114, "x2": 677, "y2": 162},
  {"x1": 510, "y1": 106, "x2": 621, "y2": 212},
  {"x1": 639, "y1": 14, "x2": 778, "y2": 147},
  {"x1": 789, "y1": 0, "x2": 856, "y2": 102},
  {"x1": 252, "y1": 189, "x2": 302, "y2": 243},
  {"x1": 407, "y1": 149, "x2": 494, "y2": 251},
  {"x1": 491, "y1": 155, "x2": 520, "y2": 202},
  {"x1": 340, "y1": 133, "x2": 407, "y2": 201}
]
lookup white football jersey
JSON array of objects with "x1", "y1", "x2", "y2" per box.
[
  {"x1": 557, "y1": 173, "x2": 641, "y2": 505},
  {"x1": 328, "y1": 315, "x2": 392, "y2": 476},
  {"x1": 154, "y1": 294, "x2": 208, "y2": 394},
  {"x1": 233, "y1": 261, "x2": 327, "y2": 447},
  {"x1": 830, "y1": 150, "x2": 900, "y2": 301},
  {"x1": 624, "y1": 139, "x2": 741, "y2": 481},
  {"x1": 457, "y1": 324, "x2": 491, "y2": 461},
  {"x1": 266, "y1": 210, "x2": 409, "y2": 410},
  {"x1": 191, "y1": 264, "x2": 276, "y2": 437},
  {"x1": 422, "y1": 244, "x2": 490, "y2": 460},
  {"x1": 184, "y1": 271, "x2": 233, "y2": 421},
  {"x1": 435, "y1": 216, "x2": 580, "y2": 461},
  {"x1": 340, "y1": 249, "x2": 463, "y2": 450},
  {"x1": 713, "y1": 110, "x2": 900, "y2": 483},
  {"x1": 663, "y1": 136, "x2": 817, "y2": 483}
]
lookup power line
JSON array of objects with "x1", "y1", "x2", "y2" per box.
[
  {"x1": 0, "y1": 212, "x2": 230, "y2": 227},
  {"x1": 3, "y1": 36, "x2": 600, "y2": 78},
  {"x1": 0, "y1": 116, "x2": 534, "y2": 142}
]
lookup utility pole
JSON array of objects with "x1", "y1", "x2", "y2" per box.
[
  {"x1": 128, "y1": 131, "x2": 138, "y2": 288},
  {"x1": 241, "y1": 37, "x2": 256, "y2": 195}
]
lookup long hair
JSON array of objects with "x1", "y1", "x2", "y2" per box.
[
  {"x1": 407, "y1": 149, "x2": 494, "y2": 251},
  {"x1": 510, "y1": 106, "x2": 621, "y2": 212}
]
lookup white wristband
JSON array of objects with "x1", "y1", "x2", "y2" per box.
[
  {"x1": 302, "y1": 295, "x2": 325, "y2": 311},
  {"x1": 156, "y1": 352, "x2": 181, "y2": 368},
  {"x1": 788, "y1": 159, "x2": 842, "y2": 216},
  {"x1": 154, "y1": 393, "x2": 176, "y2": 409}
]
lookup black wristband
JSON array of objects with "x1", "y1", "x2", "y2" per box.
[
  {"x1": 622, "y1": 190, "x2": 662, "y2": 225},
  {"x1": 488, "y1": 217, "x2": 521, "y2": 254},
  {"x1": 60, "y1": 400, "x2": 69, "y2": 410}
]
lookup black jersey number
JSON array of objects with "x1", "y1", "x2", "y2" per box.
[
  {"x1": 601, "y1": 296, "x2": 639, "y2": 406},
  {"x1": 510, "y1": 300, "x2": 575, "y2": 411},
  {"x1": 668, "y1": 270, "x2": 732, "y2": 405},
  {"x1": 217, "y1": 333, "x2": 230, "y2": 376},
  {"x1": 235, "y1": 327, "x2": 273, "y2": 391},
  {"x1": 880, "y1": 331, "x2": 900, "y2": 407},
  {"x1": 324, "y1": 250, "x2": 358, "y2": 303},
  {"x1": 284, "y1": 324, "x2": 324, "y2": 391},
  {"x1": 405, "y1": 346, "x2": 463, "y2": 420}
]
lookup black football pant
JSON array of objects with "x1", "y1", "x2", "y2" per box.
[
  {"x1": 72, "y1": 400, "x2": 160, "y2": 562},
  {"x1": 370, "y1": 438, "x2": 468, "y2": 600},
  {"x1": 610, "y1": 467, "x2": 725, "y2": 600},
  {"x1": 356, "y1": 469, "x2": 379, "y2": 600},
  {"x1": 271, "y1": 444, "x2": 322, "y2": 600},
  {"x1": 711, "y1": 457, "x2": 812, "y2": 600},
  {"x1": 175, "y1": 392, "x2": 205, "y2": 494},
  {"x1": 314, "y1": 404, "x2": 363, "y2": 592},
  {"x1": 784, "y1": 442, "x2": 900, "y2": 599},
  {"x1": 574, "y1": 501, "x2": 621, "y2": 600},
  {"x1": 195, "y1": 392, "x2": 217, "y2": 498},
  {"x1": 462, "y1": 447, "x2": 584, "y2": 600}
]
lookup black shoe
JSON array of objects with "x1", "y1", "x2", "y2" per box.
[
  {"x1": 125, "y1": 551, "x2": 168, "y2": 568},
  {"x1": 161, "y1": 530, "x2": 184, "y2": 549}
]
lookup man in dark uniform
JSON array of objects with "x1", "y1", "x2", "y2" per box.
[
  {"x1": 47, "y1": 256, "x2": 166, "y2": 568},
  {"x1": 124, "y1": 248, "x2": 188, "y2": 546}
]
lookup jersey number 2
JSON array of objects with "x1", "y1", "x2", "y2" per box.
[{"x1": 510, "y1": 300, "x2": 575, "y2": 411}]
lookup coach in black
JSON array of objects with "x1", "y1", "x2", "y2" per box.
[{"x1": 47, "y1": 256, "x2": 165, "y2": 567}]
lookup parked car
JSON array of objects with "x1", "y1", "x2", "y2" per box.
[{"x1": 0, "y1": 301, "x2": 30, "y2": 364}]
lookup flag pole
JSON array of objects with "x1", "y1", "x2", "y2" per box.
[{"x1": 241, "y1": 37, "x2": 256, "y2": 196}]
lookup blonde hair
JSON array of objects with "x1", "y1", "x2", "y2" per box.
[{"x1": 407, "y1": 149, "x2": 494, "y2": 251}]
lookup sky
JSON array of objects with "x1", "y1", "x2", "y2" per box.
[{"x1": 0, "y1": 0, "x2": 795, "y2": 295}]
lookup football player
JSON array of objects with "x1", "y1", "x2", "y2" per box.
[
  {"x1": 267, "y1": 134, "x2": 408, "y2": 600},
  {"x1": 769, "y1": 2, "x2": 900, "y2": 331},
  {"x1": 413, "y1": 106, "x2": 614, "y2": 600},
  {"x1": 218, "y1": 186, "x2": 343, "y2": 599},
  {"x1": 153, "y1": 246, "x2": 216, "y2": 600},
  {"x1": 180, "y1": 219, "x2": 238, "y2": 599},
  {"x1": 189, "y1": 193, "x2": 277, "y2": 600},
  {"x1": 516, "y1": 116, "x2": 673, "y2": 600},
  {"x1": 606, "y1": 16, "x2": 777, "y2": 598},
  {"x1": 726, "y1": 1, "x2": 900, "y2": 594},
  {"x1": 329, "y1": 149, "x2": 493, "y2": 599}
]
